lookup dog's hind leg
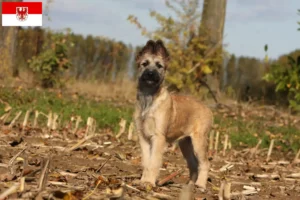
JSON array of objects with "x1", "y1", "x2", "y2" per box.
[
  {"x1": 190, "y1": 126, "x2": 210, "y2": 191},
  {"x1": 178, "y1": 137, "x2": 198, "y2": 183}
]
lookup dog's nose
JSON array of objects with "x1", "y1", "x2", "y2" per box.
[{"x1": 147, "y1": 71, "x2": 154, "y2": 76}]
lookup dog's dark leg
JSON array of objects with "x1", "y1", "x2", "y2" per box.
[{"x1": 178, "y1": 137, "x2": 199, "y2": 182}]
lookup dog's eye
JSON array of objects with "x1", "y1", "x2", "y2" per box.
[
  {"x1": 156, "y1": 62, "x2": 163, "y2": 69},
  {"x1": 142, "y1": 60, "x2": 149, "y2": 67}
]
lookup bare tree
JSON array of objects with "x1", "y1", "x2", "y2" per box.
[
  {"x1": 0, "y1": 0, "x2": 22, "y2": 78},
  {"x1": 199, "y1": 0, "x2": 227, "y2": 97}
]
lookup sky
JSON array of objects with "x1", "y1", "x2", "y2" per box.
[{"x1": 25, "y1": 0, "x2": 300, "y2": 59}]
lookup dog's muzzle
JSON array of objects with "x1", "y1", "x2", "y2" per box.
[{"x1": 140, "y1": 69, "x2": 161, "y2": 86}]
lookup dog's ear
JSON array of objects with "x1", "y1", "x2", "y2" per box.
[
  {"x1": 155, "y1": 40, "x2": 170, "y2": 62},
  {"x1": 135, "y1": 40, "x2": 156, "y2": 63}
]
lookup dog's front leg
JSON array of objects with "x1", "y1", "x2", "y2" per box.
[
  {"x1": 138, "y1": 134, "x2": 151, "y2": 182},
  {"x1": 146, "y1": 135, "x2": 166, "y2": 186}
]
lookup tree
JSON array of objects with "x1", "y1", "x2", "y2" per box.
[
  {"x1": 226, "y1": 54, "x2": 236, "y2": 87},
  {"x1": 198, "y1": 0, "x2": 227, "y2": 96},
  {"x1": 263, "y1": 10, "x2": 300, "y2": 111},
  {"x1": 128, "y1": 0, "x2": 222, "y2": 95},
  {"x1": 0, "y1": 0, "x2": 22, "y2": 77}
]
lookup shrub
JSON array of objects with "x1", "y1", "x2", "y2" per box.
[{"x1": 28, "y1": 29, "x2": 73, "y2": 88}]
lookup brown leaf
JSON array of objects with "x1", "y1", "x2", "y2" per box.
[{"x1": 0, "y1": 173, "x2": 16, "y2": 181}]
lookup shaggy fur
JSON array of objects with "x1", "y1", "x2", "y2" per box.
[{"x1": 133, "y1": 40, "x2": 213, "y2": 191}]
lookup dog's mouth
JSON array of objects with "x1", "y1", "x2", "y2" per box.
[
  {"x1": 145, "y1": 80, "x2": 155, "y2": 85},
  {"x1": 140, "y1": 71, "x2": 161, "y2": 86}
]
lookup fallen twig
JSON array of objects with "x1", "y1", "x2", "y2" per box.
[
  {"x1": 20, "y1": 177, "x2": 25, "y2": 192},
  {"x1": 231, "y1": 189, "x2": 258, "y2": 197},
  {"x1": 157, "y1": 169, "x2": 184, "y2": 186},
  {"x1": 292, "y1": 149, "x2": 300, "y2": 164},
  {"x1": 231, "y1": 181, "x2": 261, "y2": 186},
  {"x1": 122, "y1": 182, "x2": 141, "y2": 193},
  {"x1": 73, "y1": 115, "x2": 82, "y2": 134},
  {"x1": 85, "y1": 117, "x2": 96, "y2": 136},
  {"x1": 219, "y1": 163, "x2": 234, "y2": 172},
  {"x1": 0, "y1": 110, "x2": 11, "y2": 124},
  {"x1": 223, "y1": 134, "x2": 229, "y2": 156},
  {"x1": 127, "y1": 122, "x2": 134, "y2": 141},
  {"x1": 38, "y1": 157, "x2": 50, "y2": 191},
  {"x1": 250, "y1": 139, "x2": 262, "y2": 158},
  {"x1": 150, "y1": 191, "x2": 173, "y2": 200},
  {"x1": 67, "y1": 134, "x2": 95, "y2": 151},
  {"x1": 9, "y1": 111, "x2": 22, "y2": 128},
  {"x1": 22, "y1": 110, "x2": 31, "y2": 129},
  {"x1": 51, "y1": 113, "x2": 59, "y2": 130},
  {"x1": 96, "y1": 155, "x2": 112, "y2": 173},
  {"x1": 218, "y1": 180, "x2": 225, "y2": 200},
  {"x1": 248, "y1": 173, "x2": 280, "y2": 179},
  {"x1": 82, "y1": 178, "x2": 102, "y2": 200},
  {"x1": 266, "y1": 139, "x2": 275, "y2": 162},
  {"x1": 47, "y1": 111, "x2": 53, "y2": 129},
  {"x1": 286, "y1": 173, "x2": 300, "y2": 178},
  {"x1": 48, "y1": 181, "x2": 85, "y2": 190},
  {"x1": 33, "y1": 110, "x2": 39, "y2": 128},
  {"x1": 116, "y1": 118, "x2": 127, "y2": 139},
  {"x1": 209, "y1": 130, "x2": 215, "y2": 151},
  {"x1": 0, "y1": 183, "x2": 20, "y2": 199},
  {"x1": 214, "y1": 131, "x2": 220, "y2": 155},
  {"x1": 8, "y1": 147, "x2": 27, "y2": 175}
]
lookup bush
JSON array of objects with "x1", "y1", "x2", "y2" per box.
[
  {"x1": 263, "y1": 10, "x2": 300, "y2": 111},
  {"x1": 28, "y1": 29, "x2": 73, "y2": 88}
]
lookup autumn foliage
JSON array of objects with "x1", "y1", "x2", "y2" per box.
[{"x1": 128, "y1": 0, "x2": 222, "y2": 94}]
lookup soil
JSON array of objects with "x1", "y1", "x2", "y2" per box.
[{"x1": 0, "y1": 125, "x2": 300, "y2": 200}]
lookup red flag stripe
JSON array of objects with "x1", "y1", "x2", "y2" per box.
[{"x1": 2, "y1": 2, "x2": 42, "y2": 14}]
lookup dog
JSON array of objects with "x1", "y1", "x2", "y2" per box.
[{"x1": 133, "y1": 39, "x2": 213, "y2": 191}]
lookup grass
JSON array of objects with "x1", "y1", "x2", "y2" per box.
[
  {"x1": 215, "y1": 113, "x2": 300, "y2": 153},
  {"x1": 1, "y1": 85, "x2": 300, "y2": 153},
  {"x1": 0, "y1": 86, "x2": 134, "y2": 133}
]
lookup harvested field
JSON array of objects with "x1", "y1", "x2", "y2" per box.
[{"x1": 1, "y1": 100, "x2": 300, "y2": 200}]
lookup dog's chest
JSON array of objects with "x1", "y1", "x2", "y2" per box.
[
  {"x1": 141, "y1": 116, "x2": 156, "y2": 138},
  {"x1": 140, "y1": 110, "x2": 165, "y2": 138}
]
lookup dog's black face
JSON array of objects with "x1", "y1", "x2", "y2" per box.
[
  {"x1": 136, "y1": 40, "x2": 170, "y2": 93},
  {"x1": 140, "y1": 68, "x2": 161, "y2": 86}
]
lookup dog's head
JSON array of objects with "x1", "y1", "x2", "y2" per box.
[{"x1": 136, "y1": 40, "x2": 170, "y2": 89}]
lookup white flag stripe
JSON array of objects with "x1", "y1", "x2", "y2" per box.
[{"x1": 2, "y1": 14, "x2": 42, "y2": 26}]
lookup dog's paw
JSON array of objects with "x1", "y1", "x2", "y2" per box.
[
  {"x1": 131, "y1": 179, "x2": 142, "y2": 186},
  {"x1": 195, "y1": 185, "x2": 207, "y2": 193},
  {"x1": 132, "y1": 179, "x2": 155, "y2": 191}
]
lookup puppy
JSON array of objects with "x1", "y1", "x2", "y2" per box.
[{"x1": 133, "y1": 40, "x2": 213, "y2": 191}]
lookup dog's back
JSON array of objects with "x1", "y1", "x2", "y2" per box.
[{"x1": 165, "y1": 94, "x2": 213, "y2": 142}]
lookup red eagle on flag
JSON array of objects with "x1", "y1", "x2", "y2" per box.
[{"x1": 16, "y1": 7, "x2": 28, "y2": 21}]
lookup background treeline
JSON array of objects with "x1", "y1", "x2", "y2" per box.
[
  {"x1": 14, "y1": 27, "x2": 300, "y2": 106},
  {"x1": 16, "y1": 27, "x2": 136, "y2": 82},
  {"x1": 223, "y1": 49, "x2": 300, "y2": 106}
]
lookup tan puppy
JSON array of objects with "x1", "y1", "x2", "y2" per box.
[{"x1": 133, "y1": 40, "x2": 213, "y2": 191}]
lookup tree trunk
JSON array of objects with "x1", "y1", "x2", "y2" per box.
[
  {"x1": 0, "y1": 0, "x2": 22, "y2": 78},
  {"x1": 199, "y1": 0, "x2": 227, "y2": 98}
]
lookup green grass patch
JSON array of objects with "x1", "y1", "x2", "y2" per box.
[
  {"x1": 1, "y1": 86, "x2": 299, "y2": 152},
  {"x1": 0, "y1": 87, "x2": 134, "y2": 133},
  {"x1": 215, "y1": 114, "x2": 300, "y2": 153}
]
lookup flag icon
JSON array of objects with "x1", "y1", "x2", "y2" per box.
[{"x1": 2, "y1": 2, "x2": 42, "y2": 26}]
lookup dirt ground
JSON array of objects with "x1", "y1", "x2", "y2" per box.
[{"x1": 0, "y1": 124, "x2": 300, "y2": 200}]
